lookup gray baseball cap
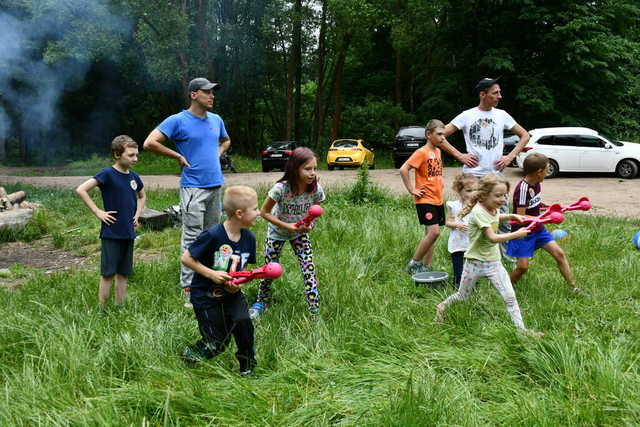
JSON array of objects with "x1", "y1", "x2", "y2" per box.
[
  {"x1": 474, "y1": 76, "x2": 502, "y2": 94},
  {"x1": 188, "y1": 77, "x2": 221, "y2": 92}
]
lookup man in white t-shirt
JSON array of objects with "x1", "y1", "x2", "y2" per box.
[
  {"x1": 440, "y1": 77, "x2": 530, "y2": 260},
  {"x1": 440, "y1": 77, "x2": 529, "y2": 176}
]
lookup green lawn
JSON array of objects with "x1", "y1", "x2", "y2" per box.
[{"x1": 1, "y1": 179, "x2": 639, "y2": 425}]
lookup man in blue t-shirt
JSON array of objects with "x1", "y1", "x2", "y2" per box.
[{"x1": 143, "y1": 77, "x2": 231, "y2": 308}]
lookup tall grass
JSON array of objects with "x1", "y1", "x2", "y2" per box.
[{"x1": 1, "y1": 179, "x2": 639, "y2": 425}]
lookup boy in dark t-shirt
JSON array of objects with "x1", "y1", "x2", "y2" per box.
[
  {"x1": 180, "y1": 185, "x2": 260, "y2": 375},
  {"x1": 506, "y1": 153, "x2": 582, "y2": 294},
  {"x1": 76, "y1": 135, "x2": 146, "y2": 308}
]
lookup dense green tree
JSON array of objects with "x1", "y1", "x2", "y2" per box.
[{"x1": 1, "y1": 0, "x2": 639, "y2": 165}]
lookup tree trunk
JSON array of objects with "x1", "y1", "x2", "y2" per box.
[
  {"x1": 178, "y1": 0, "x2": 190, "y2": 95},
  {"x1": 330, "y1": 31, "x2": 353, "y2": 141},
  {"x1": 311, "y1": 0, "x2": 328, "y2": 149},
  {"x1": 293, "y1": 0, "x2": 302, "y2": 142},
  {"x1": 285, "y1": 0, "x2": 302, "y2": 141},
  {"x1": 395, "y1": 52, "x2": 403, "y2": 104},
  {"x1": 394, "y1": 50, "x2": 402, "y2": 130}
]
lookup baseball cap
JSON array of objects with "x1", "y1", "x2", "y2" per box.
[
  {"x1": 188, "y1": 77, "x2": 221, "y2": 92},
  {"x1": 474, "y1": 77, "x2": 502, "y2": 94}
]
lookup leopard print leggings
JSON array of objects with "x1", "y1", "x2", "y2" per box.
[{"x1": 255, "y1": 234, "x2": 319, "y2": 314}]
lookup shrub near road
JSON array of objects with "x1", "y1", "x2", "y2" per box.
[{"x1": 0, "y1": 183, "x2": 639, "y2": 425}]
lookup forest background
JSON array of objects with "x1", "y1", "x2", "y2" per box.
[{"x1": 1, "y1": 0, "x2": 639, "y2": 165}]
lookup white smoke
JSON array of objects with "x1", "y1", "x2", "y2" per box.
[{"x1": 0, "y1": 1, "x2": 132, "y2": 164}]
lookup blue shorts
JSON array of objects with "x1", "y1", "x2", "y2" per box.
[{"x1": 506, "y1": 228, "x2": 554, "y2": 258}]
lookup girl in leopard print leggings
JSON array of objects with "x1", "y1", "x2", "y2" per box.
[{"x1": 249, "y1": 148, "x2": 325, "y2": 319}]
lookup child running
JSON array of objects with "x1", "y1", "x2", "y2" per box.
[
  {"x1": 445, "y1": 173, "x2": 478, "y2": 286},
  {"x1": 435, "y1": 174, "x2": 543, "y2": 337},
  {"x1": 180, "y1": 185, "x2": 259, "y2": 375},
  {"x1": 506, "y1": 153, "x2": 581, "y2": 294},
  {"x1": 76, "y1": 135, "x2": 146, "y2": 309},
  {"x1": 249, "y1": 147, "x2": 325, "y2": 319},
  {"x1": 399, "y1": 119, "x2": 446, "y2": 275}
]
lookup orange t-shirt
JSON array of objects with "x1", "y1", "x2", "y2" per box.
[{"x1": 406, "y1": 145, "x2": 443, "y2": 205}]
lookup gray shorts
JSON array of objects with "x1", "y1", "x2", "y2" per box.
[{"x1": 101, "y1": 238, "x2": 134, "y2": 277}]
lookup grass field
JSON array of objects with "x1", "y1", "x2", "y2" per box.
[{"x1": 1, "y1": 176, "x2": 639, "y2": 425}]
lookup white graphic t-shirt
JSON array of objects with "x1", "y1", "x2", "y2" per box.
[
  {"x1": 267, "y1": 181, "x2": 325, "y2": 241},
  {"x1": 451, "y1": 107, "x2": 517, "y2": 176},
  {"x1": 446, "y1": 200, "x2": 470, "y2": 253}
]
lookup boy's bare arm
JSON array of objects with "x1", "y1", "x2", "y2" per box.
[
  {"x1": 143, "y1": 129, "x2": 191, "y2": 167},
  {"x1": 498, "y1": 213, "x2": 526, "y2": 223},
  {"x1": 75, "y1": 178, "x2": 117, "y2": 225},
  {"x1": 180, "y1": 250, "x2": 232, "y2": 284},
  {"x1": 399, "y1": 162, "x2": 424, "y2": 198},
  {"x1": 133, "y1": 188, "x2": 146, "y2": 228}
]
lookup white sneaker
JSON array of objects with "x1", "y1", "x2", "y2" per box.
[{"x1": 183, "y1": 288, "x2": 193, "y2": 309}]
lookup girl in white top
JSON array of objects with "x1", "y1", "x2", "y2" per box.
[{"x1": 445, "y1": 173, "x2": 478, "y2": 286}]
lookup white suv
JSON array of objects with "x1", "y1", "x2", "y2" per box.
[{"x1": 516, "y1": 127, "x2": 640, "y2": 179}]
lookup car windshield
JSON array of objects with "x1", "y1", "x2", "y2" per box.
[
  {"x1": 397, "y1": 128, "x2": 425, "y2": 138},
  {"x1": 334, "y1": 140, "x2": 358, "y2": 148},
  {"x1": 598, "y1": 132, "x2": 623, "y2": 147},
  {"x1": 268, "y1": 141, "x2": 295, "y2": 150}
]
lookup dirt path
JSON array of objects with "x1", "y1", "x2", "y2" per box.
[{"x1": 1, "y1": 168, "x2": 639, "y2": 218}]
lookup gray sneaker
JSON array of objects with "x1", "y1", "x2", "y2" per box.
[
  {"x1": 183, "y1": 288, "x2": 193, "y2": 309},
  {"x1": 405, "y1": 260, "x2": 429, "y2": 275}
]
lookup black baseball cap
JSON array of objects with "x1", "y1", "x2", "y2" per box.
[
  {"x1": 188, "y1": 77, "x2": 221, "y2": 92},
  {"x1": 474, "y1": 77, "x2": 502, "y2": 94}
]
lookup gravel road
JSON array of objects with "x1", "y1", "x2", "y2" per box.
[{"x1": 1, "y1": 168, "x2": 638, "y2": 218}]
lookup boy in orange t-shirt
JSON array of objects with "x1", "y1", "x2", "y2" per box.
[{"x1": 399, "y1": 119, "x2": 446, "y2": 275}]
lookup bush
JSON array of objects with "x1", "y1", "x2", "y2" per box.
[{"x1": 343, "y1": 162, "x2": 394, "y2": 205}]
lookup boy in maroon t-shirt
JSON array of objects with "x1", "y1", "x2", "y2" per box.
[{"x1": 506, "y1": 153, "x2": 582, "y2": 294}]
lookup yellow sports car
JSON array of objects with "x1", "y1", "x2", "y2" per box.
[{"x1": 326, "y1": 139, "x2": 375, "y2": 170}]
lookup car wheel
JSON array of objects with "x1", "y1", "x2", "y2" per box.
[
  {"x1": 393, "y1": 158, "x2": 404, "y2": 169},
  {"x1": 369, "y1": 163, "x2": 375, "y2": 170},
  {"x1": 328, "y1": 164, "x2": 334, "y2": 171},
  {"x1": 615, "y1": 159, "x2": 639, "y2": 179},
  {"x1": 546, "y1": 159, "x2": 559, "y2": 178},
  {"x1": 262, "y1": 165, "x2": 270, "y2": 172}
]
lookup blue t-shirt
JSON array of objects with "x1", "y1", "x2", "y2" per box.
[
  {"x1": 188, "y1": 223, "x2": 256, "y2": 308},
  {"x1": 94, "y1": 166, "x2": 144, "y2": 240},
  {"x1": 156, "y1": 110, "x2": 228, "y2": 188}
]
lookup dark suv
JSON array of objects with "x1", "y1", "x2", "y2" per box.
[
  {"x1": 393, "y1": 126, "x2": 426, "y2": 168},
  {"x1": 261, "y1": 141, "x2": 298, "y2": 172}
]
